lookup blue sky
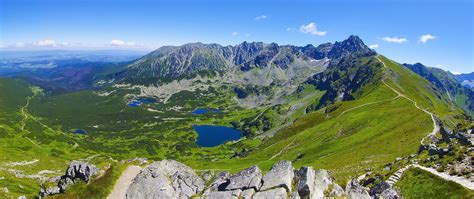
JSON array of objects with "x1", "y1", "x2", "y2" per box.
[{"x1": 1, "y1": 0, "x2": 473, "y2": 73}]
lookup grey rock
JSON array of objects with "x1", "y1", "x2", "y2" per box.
[
  {"x1": 203, "y1": 190, "x2": 241, "y2": 199},
  {"x1": 204, "y1": 171, "x2": 230, "y2": 193},
  {"x1": 295, "y1": 166, "x2": 315, "y2": 199},
  {"x1": 65, "y1": 160, "x2": 98, "y2": 182},
  {"x1": 39, "y1": 161, "x2": 98, "y2": 197},
  {"x1": 39, "y1": 186, "x2": 60, "y2": 197},
  {"x1": 260, "y1": 160, "x2": 294, "y2": 192},
  {"x1": 225, "y1": 165, "x2": 262, "y2": 191},
  {"x1": 329, "y1": 183, "x2": 344, "y2": 197},
  {"x1": 345, "y1": 179, "x2": 371, "y2": 199},
  {"x1": 380, "y1": 187, "x2": 401, "y2": 199},
  {"x1": 253, "y1": 187, "x2": 288, "y2": 199},
  {"x1": 58, "y1": 176, "x2": 74, "y2": 191},
  {"x1": 17, "y1": 196, "x2": 26, "y2": 199},
  {"x1": 313, "y1": 169, "x2": 332, "y2": 197},
  {"x1": 241, "y1": 188, "x2": 256, "y2": 199},
  {"x1": 290, "y1": 191, "x2": 301, "y2": 199},
  {"x1": 126, "y1": 160, "x2": 204, "y2": 199}
]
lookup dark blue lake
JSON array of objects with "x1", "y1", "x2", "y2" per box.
[
  {"x1": 127, "y1": 98, "x2": 156, "y2": 107},
  {"x1": 193, "y1": 125, "x2": 241, "y2": 147},
  {"x1": 191, "y1": 108, "x2": 221, "y2": 115},
  {"x1": 73, "y1": 129, "x2": 87, "y2": 134}
]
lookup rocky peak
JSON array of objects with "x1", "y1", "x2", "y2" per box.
[{"x1": 328, "y1": 35, "x2": 375, "y2": 59}]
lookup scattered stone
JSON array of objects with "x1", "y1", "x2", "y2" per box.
[
  {"x1": 260, "y1": 160, "x2": 294, "y2": 192},
  {"x1": 18, "y1": 196, "x2": 26, "y2": 199},
  {"x1": 225, "y1": 165, "x2": 262, "y2": 191},
  {"x1": 253, "y1": 187, "x2": 287, "y2": 199},
  {"x1": 345, "y1": 179, "x2": 371, "y2": 199}
]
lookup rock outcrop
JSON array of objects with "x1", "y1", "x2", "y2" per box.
[
  {"x1": 345, "y1": 179, "x2": 371, "y2": 199},
  {"x1": 225, "y1": 165, "x2": 262, "y2": 191},
  {"x1": 39, "y1": 161, "x2": 98, "y2": 197},
  {"x1": 126, "y1": 160, "x2": 205, "y2": 199},
  {"x1": 260, "y1": 160, "x2": 294, "y2": 192}
]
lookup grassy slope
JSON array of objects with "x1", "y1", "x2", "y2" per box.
[
  {"x1": 0, "y1": 79, "x2": 97, "y2": 198},
  {"x1": 186, "y1": 55, "x2": 463, "y2": 184},
  {"x1": 397, "y1": 168, "x2": 473, "y2": 198}
]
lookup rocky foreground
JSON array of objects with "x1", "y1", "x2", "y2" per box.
[
  {"x1": 39, "y1": 159, "x2": 401, "y2": 199},
  {"x1": 125, "y1": 160, "x2": 399, "y2": 199}
]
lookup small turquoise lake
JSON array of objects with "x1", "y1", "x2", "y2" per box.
[{"x1": 193, "y1": 125, "x2": 241, "y2": 147}]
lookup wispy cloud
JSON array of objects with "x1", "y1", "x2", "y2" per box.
[
  {"x1": 32, "y1": 40, "x2": 59, "y2": 47},
  {"x1": 110, "y1": 39, "x2": 136, "y2": 46},
  {"x1": 368, "y1": 44, "x2": 379, "y2": 49},
  {"x1": 419, "y1": 34, "x2": 436, "y2": 44},
  {"x1": 299, "y1": 22, "x2": 326, "y2": 36},
  {"x1": 286, "y1": 27, "x2": 295, "y2": 32},
  {"x1": 254, "y1": 15, "x2": 267, "y2": 21},
  {"x1": 231, "y1": 32, "x2": 239, "y2": 36},
  {"x1": 382, "y1": 37, "x2": 408, "y2": 43},
  {"x1": 245, "y1": 33, "x2": 251, "y2": 37}
]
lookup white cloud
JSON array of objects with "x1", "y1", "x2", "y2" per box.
[
  {"x1": 382, "y1": 37, "x2": 408, "y2": 43},
  {"x1": 368, "y1": 44, "x2": 379, "y2": 49},
  {"x1": 110, "y1": 39, "x2": 136, "y2": 46},
  {"x1": 254, "y1": 15, "x2": 267, "y2": 20},
  {"x1": 15, "y1": 42, "x2": 25, "y2": 48},
  {"x1": 286, "y1": 27, "x2": 295, "y2": 32},
  {"x1": 436, "y1": 64, "x2": 443, "y2": 67},
  {"x1": 419, "y1": 34, "x2": 436, "y2": 44},
  {"x1": 231, "y1": 32, "x2": 239, "y2": 36},
  {"x1": 299, "y1": 22, "x2": 326, "y2": 36},
  {"x1": 32, "y1": 40, "x2": 57, "y2": 47},
  {"x1": 245, "y1": 33, "x2": 251, "y2": 37}
]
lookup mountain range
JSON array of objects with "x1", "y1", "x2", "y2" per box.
[{"x1": 0, "y1": 35, "x2": 472, "y2": 198}]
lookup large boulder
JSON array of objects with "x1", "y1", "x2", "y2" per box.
[
  {"x1": 253, "y1": 187, "x2": 288, "y2": 199},
  {"x1": 345, "y1": 179, "x2": 371, "y2": 199},
  {"x1": 260, "y1": 160, "x2": 294, "y2": 192},
  {"x1": 126, "y1": 160, "x2": 204, "y2": 199},
  {"x1": 225, "y1": 165, "x2": 262, "y2": 191}
]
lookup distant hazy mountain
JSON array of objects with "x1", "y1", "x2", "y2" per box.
[
  {"x1": 0, "y1": 50, "x2": 147, "y2": 69},
  {"x1": 454, "y1": 72, "x2": 474, "y2": 88}
]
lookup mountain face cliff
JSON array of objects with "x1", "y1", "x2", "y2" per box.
[
  {"x1": 403, "y1": 63, "x2": 474, "y2": 116},
  {"x1": 114, "y1": 35, "x2": 375, "y2": 85}
]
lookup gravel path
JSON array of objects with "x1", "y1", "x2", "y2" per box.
[
  {"x1": 107, "y1": 165, "x2": 142, "y2": 199},
  {"x1": 413, "y1": 165, "x2": 474, "y2": 190}
]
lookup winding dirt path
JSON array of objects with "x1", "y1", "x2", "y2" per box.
[
  {"x1": 413, "y1": 165, "x2": 474, "y2": 190},
  {"x1": 107, "y1": 165, "x2": 142, "y2": 199},
  {"x1": 376, "y1": 56, "x2": 439, "y2": 145}
]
